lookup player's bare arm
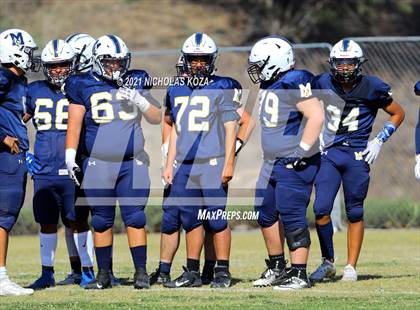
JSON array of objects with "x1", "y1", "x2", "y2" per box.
[
  {"x1": 66, "y1": 103, "x2": 85, "y2": 151},
  {"x1": 222, "y1": 120, "x2": 236, "y2": 185},
  {"x1": 142, "y1": 103, "x2": 161, "y2": 124},
  {"x1": 296, "y1": 97, "x2": 325, "y2": 148},
  {"x1": 65, "y1": 103, "x2": 85, "y2": 186},
  {"x1": 235, "y1": 106, "x2": 255, "y2": 154},
  {"x1": 383, "y1": 100, "x2": 405, "y2": 128},
  {"x1": 163, "y1": 125, "x2": 177, "y2": 185}
]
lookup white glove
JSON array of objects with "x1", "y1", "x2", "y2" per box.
[
  {"x1": 362, "y1": 138, "x2": 382, "y2": 165},
  {"x1": 161, "y1": 142, "x2": 169, "y2": 186},
  {"x1": 117, "y1": 87, "x2": 150, "y2": 113},
  {"x1": 415, "y1": 154, "x2": 420, "y2": 180},
  {"x1": 65, "y1": 148, "x2": 81, "y2": 187}
]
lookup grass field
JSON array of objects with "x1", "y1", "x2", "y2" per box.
[{"x1": 1, "y1": 229, "x2": 419, "y2": 309}]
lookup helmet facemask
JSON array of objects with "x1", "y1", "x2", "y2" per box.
[
  {"x1": 247, "y1": 56, "x2": 270, "y2": 84},
  {"x1": 43, "y1": 59, "x2": 74, "y2": 87},
  {"x1": 329, "y1": 57, "x2": 365, "y2": 83},
  {"x1": 183, "y1": 54, "x2": 216, "y2": 77},
  {"x1": 97, "y1": 54, "x2": 131, "y2": 81},
  {"x1": 14, "y1": 46, "x2": 41, "y2": 72},
  {"x1": 75, "y1": 44, "x2": 93, "y2": 72}
]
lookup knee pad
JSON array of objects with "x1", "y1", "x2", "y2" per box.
[
  {"x1": 285, "y1": 227, "x2": 311, "y2": 251},
  {"x1": 346, "y1": 206, "x2": 364, "y2": 223},
  {"x1": 91, "y1": 214, "x2": 114, "y2": 232},
  {"x1": 204, "y1": 218, "x2": 228, "y2": 233},
  {"x1": 121, "y1": 207, "x2": 146, "y2": 229}
]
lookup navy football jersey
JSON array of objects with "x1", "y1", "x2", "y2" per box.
[
  {"x1": 0, "y1": 67, "x2": 29, "y2": 151},
  {"x1": 64, "y1": 70, "x2": 158, "y2": 161},
  {"x1": 258, "y1": 69, "x2": 314, "y2": 159},
  {"x1": 312, "y1": 73, "x2": 393, "y2": 148},
  {"x1": 26, "y1": 80, "x2": 69, "y2": 178},
  {"x1": 415, "y1": 80, "x2": 420, "y2": 154},
  {"x1": 166, "y1": 75, "x2": 241, "y2": 161}
]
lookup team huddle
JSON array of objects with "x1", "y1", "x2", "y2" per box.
[{"x1": 0, "y1": 27, "x2": 415, "y2": 296}]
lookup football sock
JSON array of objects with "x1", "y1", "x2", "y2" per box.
[
  {"x1": 82, "y1": 266, "x2": 94, "y2": 274},
  {"x1": 41, "y1": 266, "x2": 54, "y2": 276},
  {"x1": 70, "y1": 260, "x2": 82, "y2": 275},
  {"x1": 0, "y1": 267, "x2": 7, "y2": 279},
  {"x1": 159, "y1": 261, "x2": 172, "y2": 274},
  {"x1": 40, "y1": 233, "x2": 57, "y2": 268},
  {"x1": 216, "y1": 260, "x2": 229, "y2": 272},
  {"x1": 187, "y1": 258, "x2": 200, "y2": 272},
  {"x1": 202, "y1": 259, "x2": 216, "y2": 274},
  {"x1": 269, "y1": 253, "x2": 286, "y2": 269},
  {"x1": 130, "y1": 245, "x2": 147, "y2": 269},
  {"x1": 73, "y1": 231, "x2": 94, "y2": 267},
  {"x1": 95, "y1": 245, "x2": 112, "y2": 270},
  {"x1": 291, "y1": 264, "x2": 307, "y2": 278},
  {"x1": 316, "y1": 221, "x2": 335, "y2": 261}
]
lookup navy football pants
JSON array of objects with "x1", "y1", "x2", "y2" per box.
[
  {"x1": 0, "y1": 152, "x2": 27, "y2": 232},
  {"x1": 314, "y1": 146, "x2": 370, "y2": 223}
]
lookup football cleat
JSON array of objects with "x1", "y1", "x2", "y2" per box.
[
  {"x1": 253, "y1": 259, "x2": 287, "y2": 287},
  {"x1": 84, "y1": 269, "x2": 111, "y2": 290},
  {"x1": 80, "y1": 270, "x2": 95, "y2": 288},
  {"x1": 0, "y1": 276, "x2": 34, "y2": 296},
  {"x1": 342, "y1": 264, "x2": 358, "y2": 281},
  {"x1": 273, "y1": 270, "x2": 311, "y2": 291},
  {"x1": 210, "y1": 268, "x2": 231, "y2": 288},
  {"x1": 163, "y1": 266, "x2": 202, "y2": 288},
  {"x1": 57, "y1": 272, "x2": 82, "y2": 285},
  {"x1": 133, "y1": 267, "x2": 150, "y2": 289},
  {"x1": 28, "y1": 270, "x2": 55, "y2": 290},
  {"x1": 150, "y1": 268, "x2": 170, "y2": 285},
  {"x1": 110, "y1": 273, "x2": 122, "y2": 286},
  {"x1": 309, "y1": 258, "x2": 336, "y2": 282}
]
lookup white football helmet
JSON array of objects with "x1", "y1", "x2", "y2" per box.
[
  {"x1": 181, "y1": 32, "x2": 217, "y2": 76},
  {"x1": 248, "y1": 36, "x2": 295, "y2": 83},
  {"x1": 41, "y1": 39, "x2": 75, "y2": 87},
  {"x1": 0, "y1": 28, "x2": 40, "y2": 72},
  {"x1": 65, "y1": 33, "x2": 96, "y2": 73},
  {"x1": 92, "y1": 35, "x2": 130, "y2": 81},
  {"x1": 329, "y1": 39, "x2": 366, "y2": 83}
]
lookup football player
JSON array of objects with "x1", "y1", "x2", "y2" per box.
[
  {"x1": 162, "y1": 33, "x2": 241, "y2": 288},
  {"x1": 0, "y1": 28, "x2": 39, "y2": 296},
  {"x1": 65, "y1": 34, "x2": 161, "y2": 289},
  {"x1": 55, "y1": 33, "x2": 96, "y2": 286},
  {"x1": 248, "y1": 36, "x2": 324, "y2": 290},
  {"x1": 24, "y1": 40, "x2": 95, "y2": 290},
  {"x1": 151, "y1": 54, "x2": 254, "y2": 286},
  {"x1": 310, "y1": 39, "x2": 405, "y2": 282},
  {"x1": 414, "y1": 81, "x2": 420, "y2": 180}
]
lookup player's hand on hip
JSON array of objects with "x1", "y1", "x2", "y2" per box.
[
  {"x1": 117, "y1": 87, "x2": 150, "y2": 112},
  {"x1": 415, "y1": 154, "x2": 420, "y2": 180},
  {"x1": 222, "y1": 163, "x2": 234, "y2": 185},
  {"x1": 362, "y1": 138, "x2": 382, "y2": 165},
  {"x1": 3, "y1": 136, "x2": 20, "y2": 154}
]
